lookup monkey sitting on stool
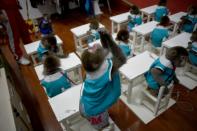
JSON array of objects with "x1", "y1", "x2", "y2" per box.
[{"x1": 80, "y1": 29, "x2": 126, "y2": 130}]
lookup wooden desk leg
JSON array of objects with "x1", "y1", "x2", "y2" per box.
[
  {"x1": 141, "y1": 12, "x2": 144, "y2": 21},
  {"x1": 77, "y1": 67, "x2": 83, "y2": 83},
  {"x1": 140, "y1": 36, "x2": 145, "y2": 52},
  {"x1": 172, "y1": 23, "x2": 178, "y2": 36},
  {"x1": 78, "y1": 39, "x2": 84, "y2": 52},
  {"x1": 31, "y1": 54, "x2": 37, "y2": 66},
  {"x1": 147, "y1": 15, "x2": 151, "y2": 22},
  {"x1": 112, "y1": 22, "x2": 115, "y2": 34},
  {"x1": 58, "y1": 45, "x2": 64, "y2": 55},
  {"x1": 133, "y1": 32, "x2": 137, "y2": 53},
  {"x1": 117, "y1": 23, "x2": 121, "y2": 33},
  {"x1": 127, "y1": 81, "x2": 133, "y2": 104},
  {"x1": 73, "y1": 35, "x2": 79, "y2": 51},
  {"x1": 160, "y1": 46, "x2": 167, "y2": 56}
]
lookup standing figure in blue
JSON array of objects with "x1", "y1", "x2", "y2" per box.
[
  {"x1": 39, "y1": 14, "x2": 53, "y2": 36},
  {"x1": 145, "y1": 46, "x2": 188, "y2": 97},
  {"x1": 151, "y1": 16, "x2": 170, "y2": 48},
  {"x1": 87, "y1": 19, "x2": 100, "y2": 44},
  {"x1": 179, "y1": 6, "x2": 197, "y2": 33},
  {"x1": 127, "y1": 5, "x2": 142, "y2": 32},
  {"x1": 116, "y1": 29, "x2": 133, "y2": 58},
  {"x1": 80, "y1": 30, "x2": 126, "y2": 130},
  {"x1": 41, "y1": 55, "x2": 71, "y2": 98},
  {"x1": 155, "y1": 0, "x2": 169, "y2": 22},
  {"x1": 188, "y1": 30, "x2": 197, "y2": 66}
]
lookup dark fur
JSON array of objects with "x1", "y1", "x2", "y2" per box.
[
  {"x1": 43, "y1": 55, "x2": 61, "y2": 75},
  {"x1": 116, "y1": 29, "x2": 130, "y2": 43},
  {"x1": 159, "y1": 16, "x2": 170, "y2": 26},
  {"x1": 166, "y1": 46, "x2": 188, "y2": 61},
  {"x1": 81, "y1": 30, "x2": 126, "y2": 75}
]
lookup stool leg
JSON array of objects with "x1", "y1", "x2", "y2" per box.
[{"x1": 154, "y1": 86, "x2": 165, "y2": 116}]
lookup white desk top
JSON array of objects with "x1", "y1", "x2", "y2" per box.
[
  {"x1": 162, "y1": 32, "x2": 191, "y2": 48},
  {"x1": 34, "y1": 53, "x2": 82, "y2": 80},
  {"x1": 109, "y1": 12, "x2": 130, "y2": 23},
  {"x1": 88, "y1": 33, "x2": 117, "y2": 47},
  {"x1": 140, "y1": 5, "x2": 157, "y2": 15},
  {"x1": 0, "y1": 68, "x2": 16, "y2": 131},
  {"x1": 24, "y1": 35, "x2": 63, "y2": 55},
  {"x1": 48, "y1": 84, "x2": 82, "y2": 122},
  {"x1": 133, "y1": 21, "x2": 158, "y2": 35},
  {"x1": 119, "y1": 51, "x2": 158, "y2": 81},
  {"x1": 70, "y1": 23, "x2": 105, "y2": 37},
  {"x1": 169, "y1": 12, "x2": 187, "y2": 23}
]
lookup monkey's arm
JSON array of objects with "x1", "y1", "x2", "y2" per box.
[
  {"x1": 151, "y1": 68, "x2": 167, "y2": 87},
  {"x1": 99, "y1": 30, "x2": 126, "y2": 74},
  {"x1": 108, "y1": 36, "x2": 126, "y2": 74}
]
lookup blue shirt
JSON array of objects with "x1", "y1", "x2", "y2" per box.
[
  {"x1": 37, "y1": 43, "x2": 48, "y2": 61},
  {"x1": 151, "y1": 26, "x2": 169, "y2": 47},
  {"x1": 155, "y1": 6, "x2": 169, "y2": 22},
  {"x1": 87, "y1": 29, "x2": 100, "y2": 43},
  {"x1": 144, "y1": 56, "x2": 175, "y2": 90},
  {"x1": 182, "y1": 15, "x2": 197, "y2": 33},
  {"x1": 41, "y1": 71, "x2": 71, "y2": 98},
  {"x1": 81, "y1": 59, "x2": 121, "y2": 116},
  {"x1": 118, "y1": 42, "x2": 132, "y2": 57},
  {"x1": 128, "y1": 14, "x2": 142, "y2": 31},
  {"x1": 189, "y1": 42, "x2": 197, "y2": 66}
]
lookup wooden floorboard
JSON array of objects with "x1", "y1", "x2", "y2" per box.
[{"x1": 9, "y1": 1, "x2": 197, "y2": 131}]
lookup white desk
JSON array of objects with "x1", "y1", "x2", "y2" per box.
[
  {"x1": 119, "y1": 51, "x2": 158, "y2": 103},
  {"x1": 24, "y1": 35, "x2": 63, "y2": 65},
  {"x1": 161, "y1": 32, "x2": 191, "y2": 55},
  {"x1": 140, "y1": 5, "x2": 157, "y2": 22},
  {"x1": 49, "y1": 83, "x2": 120, "y2": 131},
  {"x1": 48, "y1": 84, "x2": 82, "y2": 122},
  {"x1": 169, "y1": 12, "x2": 187, "y2": 35},
  {"x1": 132, "y1": 21, "x2": 158, "y2": 52},
  {"x1": 109, "y1": 12, "x2": 130, "y2": 33},
  {"x1": 34, "y1": 52, "x2": 82, "y2": 82},
  {"x1": 70, "y1": 23, "x2": 104, "y2": 53}
]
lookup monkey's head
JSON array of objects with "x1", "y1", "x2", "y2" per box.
[
  {"x1": 187, "y1": 5, "x2": 197, "y2": 15},
  {"x1": 116, "y1": 29, "x2": 130, "y2": 43},
  {"x1": 130, "y1": 5, "x2": 140, "y2": 15},
  {"x1": 166, "y1": 46, "x2": 188, "y2": 67},
  {"x1": 159, "y1": 16, "x2": 170, "y2": 27},
  {"x1": 89, "y1": 19, "x2": 99, "y2": 30},
  {"x1": 81, "y1": 44, "x2": 106, "y2": 72},
  {"x1": 43, "y1": 55, "x2": 61, "y2": 75}
]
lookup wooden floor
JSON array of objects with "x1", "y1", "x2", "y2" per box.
[{"x1": 6, "y1": 1, "x2": 197, "y2": 131}]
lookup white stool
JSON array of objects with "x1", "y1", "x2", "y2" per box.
[
  {"x1": 141, "y1": 83, "x2": 174, "y2": 116},
  {"x1": 184, "y1": 63, "x2": 197, "y2": 81}
]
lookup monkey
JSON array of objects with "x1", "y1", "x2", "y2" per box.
[
  {"x1": 37, "y1": 34, "x2": 67, "y2": 62},
  {"x1": 145, "y1": 46, "x2": 188, "y2": 97},
  {"x1": 80, "y1": 29, "x2": 126, "y2": 130},
  {"x1": 188, "y1": 30, "x2": 197, "y2": 66},
  {"x1": 127, "y1": 5, "x2": 142, "y2": 32},
  {"x1": 116, "y1": 29, "x2": 133, "y2": 57},
  {"x1": 41, "y1": 55, "x2": 71, "y2": 98}
]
